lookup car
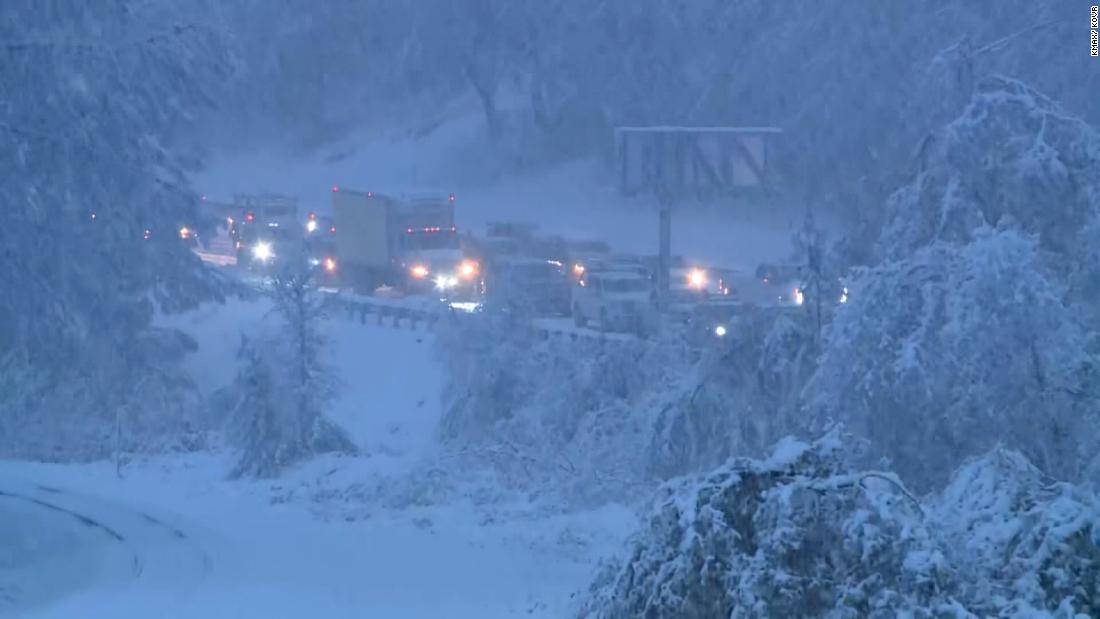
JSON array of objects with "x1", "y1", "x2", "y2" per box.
[
  {"x1": 486, "y1": 258, "x2": 571, "y2": 317},
  {"x1": 571, "y1": 270, "x2": 655, "y2": 334}
]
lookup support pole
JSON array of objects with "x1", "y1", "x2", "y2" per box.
[{"x1": 657, "y1": 186, "x2": 672, "y2": 308}]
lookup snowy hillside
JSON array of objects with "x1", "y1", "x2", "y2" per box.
[{"x1": 3, "y1": 298, "x2": 637, "y2": 618}]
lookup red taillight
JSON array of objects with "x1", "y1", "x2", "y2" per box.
[
  {"x1": 406, "y1": 227, "x2": 413, "y2": 233},
  {"x1": 332, "y1": 185, "x2": 339, "y2": 192},
  {"x1": 246, "y1": 211, "x2": 255, "y2": 222},
  {"x1": 329, "y1": 226, "x2": 336, "y2": 234},
  {"x1": 308, "y1": 211, "x2": 317, "y2": 221}
]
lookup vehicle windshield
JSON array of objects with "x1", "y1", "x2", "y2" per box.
[
  {"x1": 402, "y1": 230, "x2": 459, "y2": 251},
  {"x1": 511, "y1": 262, "x2": 565, "y2": 280}
]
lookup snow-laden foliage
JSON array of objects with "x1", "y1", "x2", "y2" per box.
[
  {"x1": 880, "y1": 76, "x2": 1100, "y2": 263},
  {"x1": 579, "y1": 438, "x2": 1100, "y2": 619},
  {"x1": 0, "y1": 1, "x2": 230, "y2": 460},
  {"x1": 648, "y1": 307, "x2": 817, "y2": 480},
  {"x1": 437, "y1": 313, "x2": 694, "y2": 504},
  {"x1": 934, "y1": 449, "x2": 1100, "y2": 617},
  {"x1": 227, "y1": 263, "x2": 354, "y2": 478},
  {"x1": 579, "y1": 433, "x2": 967, "y2": 618},
  {"x1": 811, "y1": 225, "x2": 1097, "y2": 488}
]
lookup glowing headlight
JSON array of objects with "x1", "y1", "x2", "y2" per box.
[
  {"x1": 714, "y1": 325, "x2": 727, "y2": 337},
  {"x1": 306, "y1": 219, "x2": 318, "y2": 233},
  {"x1": 252, "y1": 241, "x2": 274, "y2": 262},
  {"x1": 434, "y1": 275, "x2": 458, "y2": 290},
  {"x1": 840, "y1": 287, "x2": 849, "y2": 304},
  {"x1": 324, "y1": 257, "x2": 337, "y2": 272},
  {"x1": 309, "y1": 257, "x2": 321, "y2": 267},
  {"x1": 411, "y1": 264, "x2": 429, "y2": 279},
  {"x1": 794, "y1": 288, "x2": 804, "y2": 306},
  {"x1": 459, "y1": 259, "x2": 478, "y2": 279},
  {"x1": 687, "y1": 268, "x2": 707, "y2": 289}
]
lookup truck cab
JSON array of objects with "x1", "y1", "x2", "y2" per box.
[{"x1": 572, "y1": 270, "x2": 655, "y2": 334}]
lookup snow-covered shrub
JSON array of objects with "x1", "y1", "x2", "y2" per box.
[
  {"x1": 579, "y1": 433, "x2": 967, "y2": 618},
  {"x1": 933, "y1": 449, "x2": 1100, "y2": 617},
  {"x1": 436, "y1": 313, "x2": 693, "y2": 503},
  {"x1": 226, "y1": 264, "x2": 355, "y2": 478},
  {"x1": 579, "y1": 438, "x2": 1100, "y2": 618},
  {"x1": 811, "y1": 225, "x2": 1097, "y2": 488},
  {"x1": 648, "y1": 307, "x2": 817, "y2": 480}
]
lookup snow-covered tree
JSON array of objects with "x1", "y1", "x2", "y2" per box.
[
  {"x1": 880, "y1": 76, "x2": 1100, "y2": 264},
  {"x1": 810, "y1": 225, "x2": 1098, "y2": 488},
  {"x1": 648, "y1": 306, "x2": 817, "y2": 479},
  {"x1": 579, "y1": 438, "x2": 1099, "y2": 618},
  {"x1": 0, "y1": 1, "x2": 230, "y2": 459},
  {"x1": 933, "y1": 449, "x2": 1100, "y2": 616},
  {"x1": 579, "y1": 432, "x2": 966, "y2": 619},
  {"x1": 230, "y1": 257, "x2": 354, "y2": 478}
]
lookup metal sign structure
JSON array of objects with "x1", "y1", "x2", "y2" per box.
[{"x1": 613, "y1": 126, "x2": 782, "y2": 299}]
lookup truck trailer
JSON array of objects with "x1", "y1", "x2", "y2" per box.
[{"x1": 331, "y1": 187, "x2": 479, "y2": 299}]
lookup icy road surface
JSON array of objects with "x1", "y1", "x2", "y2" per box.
[{"x1": 2, "y1": 300, "x2": 635, "y2": 618}]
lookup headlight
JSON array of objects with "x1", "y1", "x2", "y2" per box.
[
  {"x1": 324, "y1": 257, "x2": 337, "y2": 272},
  {"x1": 434, "y1": 275, "x2": 458, "y2": 290},
  {"x1": 411, "y1": 264, "x2": 429, "y2": 279},
  {"x1": 309, "y1": 257, "x2": 321, "y2": 267},
  {"x1": 306, "y1": 219, "x2": 318, "y2": 233},
  {"x1": 252, "y1": 241, "x2": 274, "y2": 262},
  {"x1": 714, "y1": 324, "x2": 727, "y2": 337},
  {"x1": 687, "y1": 268, "x2": 707, "y2": 289},
  {"x1": 459, "y1": 259, "x2": 478, "y2": 279},
  {"x1": 794, "y1": 288, "x2": 804, "y2": 306}
]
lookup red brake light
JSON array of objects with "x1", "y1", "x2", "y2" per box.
[
  {"x1": 308, "y1": 212, "x2": 317, "y2": 221},
  {"x1": 246, "y1": 211, "x2": 255, "y2": 222},
  {"x1": 332, "y1": 185, "x2": 339, "y2": 192}
]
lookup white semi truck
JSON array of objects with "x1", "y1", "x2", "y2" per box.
[{"x1": 331, "y1": 187, "x2": 479, "y2": 298}]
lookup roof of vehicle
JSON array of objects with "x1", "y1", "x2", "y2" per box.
[{"x1": 588, "y1": 270, "x2": 652, "y2": 282}]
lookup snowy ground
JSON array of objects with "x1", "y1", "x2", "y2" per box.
[{"x1": 1, "y1": 299, "x2": 636, "y2": 618}]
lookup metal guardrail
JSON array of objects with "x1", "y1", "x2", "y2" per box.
[{"x1": 322, "y1": 291, "x2": 446, "y2": 332}]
